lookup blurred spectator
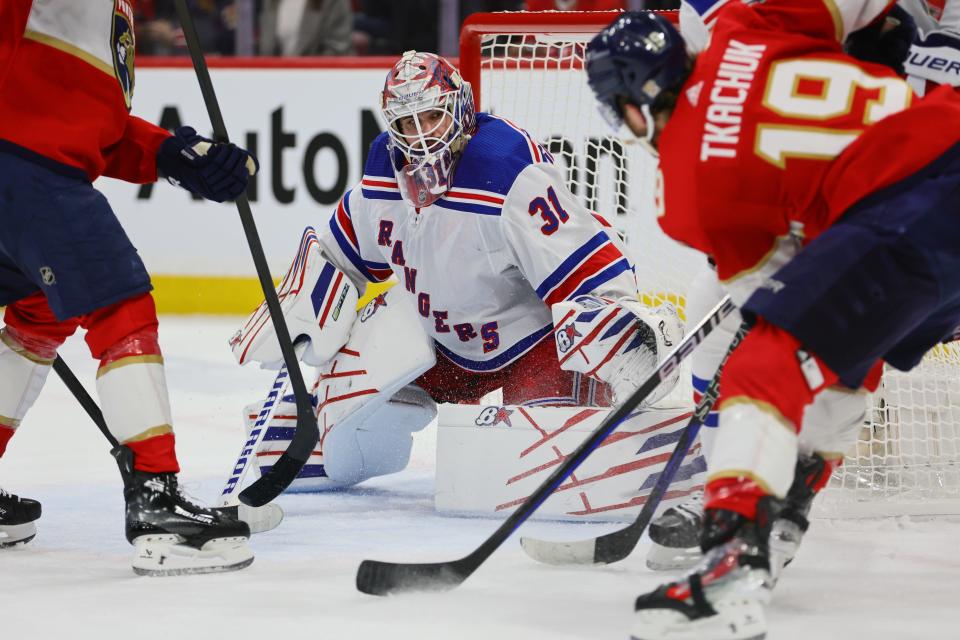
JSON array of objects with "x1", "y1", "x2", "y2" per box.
[
  {"x1": 135, "y1": 0, "x2": 237, "y2": 56},
  {"x1": 259, "y1": 0, "x2": 355, "y2": 56},
  {"x1": 353, "y1": 0, "x2": 439, "y2": 55},
  {"x1": 524, "y1": 0, "x2": 679, "y2": 8},
  {"x1": 461, "y1": 0, "x2": 523, "y2": 14}
]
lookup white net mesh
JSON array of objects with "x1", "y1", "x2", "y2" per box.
[{"x1": 470, "y1": 23, "x2": 960, "y2": 517}]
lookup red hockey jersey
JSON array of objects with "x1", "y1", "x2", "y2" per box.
[
  {"x1": 0, "y1": 0, "x2": 170, "y2": 183},
  {"x1": 657, "y1": 0, "x2": 960, "y2": 294}
]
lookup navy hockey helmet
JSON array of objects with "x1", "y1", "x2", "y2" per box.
[{"x1": 586, "y1": 11, "x2": 688, "y2": 139}]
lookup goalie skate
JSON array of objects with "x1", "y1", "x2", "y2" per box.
[{"x1": 0, "y1": 488, "x2": 41, "y2": 548}]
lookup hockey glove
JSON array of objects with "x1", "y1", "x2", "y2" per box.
[
  {"x1": 905, "y1": 28, "x2": 960, "y2": 95},
  {"x1": 552, "y1": 295, "x2": 684, "y2": 405},
  {"x1": 845, "y1": 5, "x2": 918, "y2": 75},
  {"x1": 157, "y1": 126, "x2": 258, "y2": 203}
]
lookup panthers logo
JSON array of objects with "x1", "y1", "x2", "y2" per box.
[{"x1": 112, "y1": 0, "x2": 136, "y2": 108}]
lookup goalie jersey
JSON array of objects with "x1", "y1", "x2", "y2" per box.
[{"x1": 317, "y1": 113, "x2": 639, "y2": 372}]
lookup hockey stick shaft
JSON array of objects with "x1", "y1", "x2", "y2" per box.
[
  {"x1": 521, "y1": 317, "x2": 749, "y2": 565},
  {"x1": 52, "y1": 355, "x2": 117, "y2": 448},
  {"x1": 218, "y1": 367, "x2": 290, "y2": 505},
  {"x1": 173, "y1": 0, "x2": 318, "y2": 506},
  {"x1": 356, "y1": 295, "x2": 737, "y2": 595},
  {"x1": 594, "y1": 319, "x2": 749, "y2": 562}
]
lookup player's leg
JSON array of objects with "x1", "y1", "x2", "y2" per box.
[
  {"x1": 0, "y1": 291, "x2": 82, "y2": 545},
  {"x1": 631, "y1": 318, "x2": 838, "y2": 640},
  {"x1": 0, "y1": 157, "x2": 250, "y2": 572}
]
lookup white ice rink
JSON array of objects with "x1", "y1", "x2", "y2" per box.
[{"x1": 2, "y1": 317, "x2": 959, "y2": 639}]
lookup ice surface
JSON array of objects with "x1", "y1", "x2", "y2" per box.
[{"x1": 2, "y1": 317, "x2": 959, "y2": 639}]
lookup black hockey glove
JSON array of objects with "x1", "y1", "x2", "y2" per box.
[
  {"x1": 157, "y1": 126, "x2": 258, "y2": 203},
  {"x1": 844, "y1": 5, "x2": 918, "y2": 76}
]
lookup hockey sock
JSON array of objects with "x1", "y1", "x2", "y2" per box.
[
  {"x1": 705, "y1": 319, "x2": 839, "y2": 519},
  {"x1": 84, "y1": 295, "x2": 179, "y2": 474},
  {"x1": 0, "y1": 326, "x2": 62, "y2": 457}
]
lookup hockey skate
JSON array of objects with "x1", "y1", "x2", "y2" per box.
[
  {"x1": 0, "y1": 487, "x2": 41, "y2": 548},
  {"x1": 124, "y1": 469, "x2": 253, "y2": 576},
  {"x1": 768, "y1": 454, "x2": 828, "y2": 575},
  {"x1": 632, "y1": 505, "x2": 776, "y2": 640},
  {"x1": 646, "y1": 490, "x2": 704, "y2": 571}
]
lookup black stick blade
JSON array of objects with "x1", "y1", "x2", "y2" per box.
[
  {"x1": 239, "y1": 452, "x2": 302, "y2": 507},
  {"x1": 356, "y1": 558, "x2": 472, "y2": 596}
]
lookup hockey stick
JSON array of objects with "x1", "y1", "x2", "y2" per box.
[
  {"x1": 355, "y1": 295, "x2": 737, "y2": 596},
  {"x1": 53, "y1": 354, "x2": 285, "y2": 532},
  {"x1": 53, "y1": 356, "x2": 118, "y2": 447},
  {"x1": 217, "y1": 366, "x2": 290, "y2": 505},
  {"x1": 519, "y1": 318, "x2": 750, "y2": 566},
  {"x1": 173, "y1": 0, "x2": 319, "y2": 507}
]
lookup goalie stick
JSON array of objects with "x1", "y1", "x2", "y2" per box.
[
  {"x1": 173, "y1": 0, "x2": 318, "y2": 507},
  {"x1": 355, "y1": 295, "x2": 737, "y2": 596},
  {"x1": 519, "y1": 318, "x2": 750, "y2": 566}
]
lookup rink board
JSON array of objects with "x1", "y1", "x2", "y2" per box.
[{"x1": 435, "y1": 404, "x2": 705, "y2": 522}]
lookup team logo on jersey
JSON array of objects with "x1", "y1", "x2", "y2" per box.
[
  {"x1": 359, "y1": 293, "x2": 389, "y2": 323},
  {"x1": 555, "y1": 323, "x2": 582, "y2": 354},
  {"x1": 112, "y1": 0, "x2": 136, "y2": 109},
  {"x1": 475, "y1": 406, "x2": 513, "y2": 428}
]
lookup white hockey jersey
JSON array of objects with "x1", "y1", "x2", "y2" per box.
[{"x1": 317, "y1": 112, "x2": 639, "y2": 373}]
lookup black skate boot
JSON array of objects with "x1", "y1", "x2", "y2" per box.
[
  {"x1": 116, "y1": 447, "x2": 253, "y2": 576},
  {"x1": 646, "y1": 489, "x2": 704, "y2": 571},
  {"x1": 0, "y1": 487, "x2": 41, "y2": 548},
  {"x1": 769, "y1": 454, "x2": 830, "y2": 576},
  {"x1": 632, "y1": 499, "x2": 780, "y2": 640}
]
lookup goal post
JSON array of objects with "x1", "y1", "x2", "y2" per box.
[{"x1": 459, "y1": 9, "x2": 960, "y2": 518}]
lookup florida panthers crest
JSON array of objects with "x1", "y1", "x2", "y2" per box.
[{"x1": 112, "y1": 0, "x2": 136, "y2": 108}]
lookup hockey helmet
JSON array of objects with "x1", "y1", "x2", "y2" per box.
[
  {"x1": 380, "y1": 51, "x2": 476, "y2": 207},
  {"x1": 585, "y1": 12, "x2": 687, "y2": 142}
]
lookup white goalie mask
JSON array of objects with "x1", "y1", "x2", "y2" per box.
[{"x1": 380, "y1": 51, "x2": 476, "y2": 207}]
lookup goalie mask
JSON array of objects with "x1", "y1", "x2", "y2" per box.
[{"x1": 380, "y1": 51, "x2": 476, "y2": 207}]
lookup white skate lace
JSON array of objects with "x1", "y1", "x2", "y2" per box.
[{"x1": 175, "y1": 481, "x2": 212, "y2": 513}]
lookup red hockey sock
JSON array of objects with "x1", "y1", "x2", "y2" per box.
[{"x1": 705, "y1": 476, "x2": 770, "y2": 520}]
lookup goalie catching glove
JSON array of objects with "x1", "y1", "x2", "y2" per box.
[
  {"x1": 552, "y1": 295, "x2": 684, "y2": 405},
  {"x1": 230, "y1": 227, "x2": 358, "y2": 369}
]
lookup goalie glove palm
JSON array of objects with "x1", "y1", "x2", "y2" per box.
[
  {"x1": 552, "y1": 295, "x2": 684, "y2": 405},
  {"x1": 230, "y1": 227, "x2": 358, "y2": 369}
]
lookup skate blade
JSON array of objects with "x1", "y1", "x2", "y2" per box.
[
  {"x1": 645, "y1": 541, "x2": 702, "y2": 571},
  {"x1": 0, "y1": 522, "x2": 37, "y2": 548},
  {"x1": 632, "y1": 598, "x2": 767, "y2": 640},
  {"x1": 132, "y1": 534, "x2": 254, "y2": 577},
  {"x1": 214, "y1": 503, "x2": 284, "y2": 534}
]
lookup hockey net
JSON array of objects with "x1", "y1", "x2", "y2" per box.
[{"x1": 460, "y1": 10, "x2": 960, "y2": 518}]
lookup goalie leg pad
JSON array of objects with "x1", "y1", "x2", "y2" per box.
[{"x1": 131, "y1": 534, "x2": 254, "y2": 577}]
